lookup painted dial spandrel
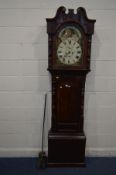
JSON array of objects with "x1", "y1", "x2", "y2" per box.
[{"x1": 57, "y1": 26, "x2": 82, "y2": 65}]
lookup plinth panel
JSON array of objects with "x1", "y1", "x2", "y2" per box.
[{"x1": 48, "y1": 130, "x2": 86, "y2": 167}]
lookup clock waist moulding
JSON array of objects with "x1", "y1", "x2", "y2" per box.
[{"x1": 46, "y1": 6, "x2": 96, "y2": 167}]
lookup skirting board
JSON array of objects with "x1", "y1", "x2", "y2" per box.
[
  {"x1": 86, "y1": 148, "x2": 116, "y2": 157},
  {"x1": 0, "y1": 148, "x2": 116, "y2": 157}
]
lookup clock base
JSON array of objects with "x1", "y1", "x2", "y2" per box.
[
  {"x1": 48, "y1": 130, "x2": 86, "y2": 167},
  {"x1": 48, "y1": 162, "x2": 86, "y2": 167}
]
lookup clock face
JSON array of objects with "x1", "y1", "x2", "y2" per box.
[{"x1": 57, "y1": 26, "x2": 82, "y2": 65}]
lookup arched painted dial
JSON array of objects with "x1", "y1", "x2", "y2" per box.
[{"x1": 57, "y1": 26, "x2": 82, "y2": 65}]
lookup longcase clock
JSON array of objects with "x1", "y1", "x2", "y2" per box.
[{"x1": 46, "y1": 6, "x2": 96, "y2": 167}]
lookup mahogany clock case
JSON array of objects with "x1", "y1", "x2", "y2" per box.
[{"x1": 46, "y1": 6, "x2": 96, "y2": 167}]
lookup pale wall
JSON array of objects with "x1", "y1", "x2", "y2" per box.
[{"x1": 0, "y1": 0, "x2": 116, "y2": 157}]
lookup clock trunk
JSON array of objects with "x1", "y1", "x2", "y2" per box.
[{"x1": 52, "y1": 75, "x2": 85, "y2": 132}]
